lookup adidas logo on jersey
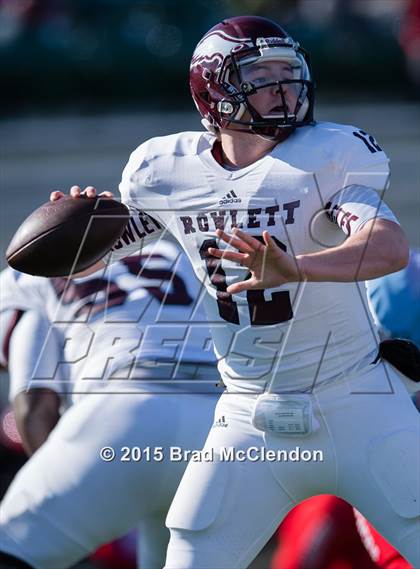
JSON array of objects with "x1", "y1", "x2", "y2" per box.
[
  {"x1": 219, "y1": 191, "x2": 241, "y2": 205},
  {"x1": 213, "y1": 415, "x2": 229, "y2": 428}
]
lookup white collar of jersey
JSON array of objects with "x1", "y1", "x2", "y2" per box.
[{"x1": 197, "y1": 133, "x2": 277, "y2": 180}]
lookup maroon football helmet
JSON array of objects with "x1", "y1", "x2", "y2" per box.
[{"x1": 190, "y1": 16, "x2": 314, "y2": 138}]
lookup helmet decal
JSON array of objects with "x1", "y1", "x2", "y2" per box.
[
  {"x1": 191, "y1": 30, "x2": 252, "y2": 71},
  {"x1": 189, "y1": 16, "x2": 315, "y2": 139}
]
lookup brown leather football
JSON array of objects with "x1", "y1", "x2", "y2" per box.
[{"x1": 6, "y1": 196, "x2": 129, "y2": 277}]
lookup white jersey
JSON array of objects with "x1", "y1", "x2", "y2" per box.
[
  {"x1": 115, "y1": 122, "x2": 396, "y2": 393},
  {"x1": 0, "y1": 241, "x2": 216, "y2": 399}
]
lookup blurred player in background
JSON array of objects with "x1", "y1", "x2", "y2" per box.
[
  {"x1": 1, "y1": 309, "x2": 63, "y2": 455},
  {"x1": 0, "y1": 241, "x2": 221, "y2": 569},
  {"x1": 1, "y1": 300, "x2": 140, "y2": 569},
  {"x1": 367, "y1": 248, "x2": 420, "y2": 348}
]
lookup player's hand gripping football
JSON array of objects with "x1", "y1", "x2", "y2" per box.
[
  {"x1": 47, "y1": 186, "x2": 119, "y2": 278},
  {"x1": 50, "y1": 186, "x2": 114, "y2": 201},
  {"x1": 209, "y1": 228, "x2": 302, "y2": 294}
]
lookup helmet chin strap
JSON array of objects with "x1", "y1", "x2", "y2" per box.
[
  {"x1": 254, "y1": 125, "x2": 296, "y2": 142},
  {"x1": 224, "y1": 95, "x2": 296, "y2": 142},
  {"x1": 202, "y1": 101, "x2": 296, "y2": 143},
  {"x1": 221, "y1": 120, "x2": 295, "y2": 143},
  {"x1": 296, "y1": 96, "x2": 309, "y2": 122},
  {"x1": 201, "y1": 118, "x2": 218, "y2": 135}
]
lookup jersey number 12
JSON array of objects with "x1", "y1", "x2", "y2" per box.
[{"x1": 200, "y1": 236, "x2": 293, "y2": 326}]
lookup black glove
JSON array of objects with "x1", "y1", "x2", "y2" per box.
[{"x1": 373, "y1": 338, "x2": 420, "y2": 381}]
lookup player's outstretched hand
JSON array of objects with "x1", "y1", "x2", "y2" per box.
[
  {"x1": 209, "y1": 228, "x2": 302, "y2": 293},
  {"x1": 50, "y1": 186, "x2": 114, "y2": 201}
]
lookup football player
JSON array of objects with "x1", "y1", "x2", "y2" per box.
[
  {"x1": 3, "y1": 309, "x2": 63, "y2": 455},
  {"x1": 0, "y1": 242, "x2": 221, "y2": 569},
  {"x1": 21, "y1": 14, "x2": 420, "y2": 569},
  {"x1": 367, "y1": 248, "x2": 420, "y2": 348}
]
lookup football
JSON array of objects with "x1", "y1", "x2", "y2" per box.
[{"x1": 6, "y1": 196, "x2": 129, "y2": 277}]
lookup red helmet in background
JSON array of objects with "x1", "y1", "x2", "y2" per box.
[{"x1": 190, "y1": 16, "x2": 315, "y2": 138}]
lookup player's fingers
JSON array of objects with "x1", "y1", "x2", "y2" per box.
[
  {"x1": 208, "y1": 248, "x2": 247, "y2": 264},
  {"x1": 215, "y1": 229, "x2": 254, "y2": 253},
  {"x1": 263, "y1": 230, "x2": 276, "y2": 249},
  {"x1": 82, "y1": 186, "x2": 97, "y2": 198},
  {"x1": 232, "y1": 228, "x2": 265, "y2": 251},
  {"x1": 50, "y1": 190, "x2": 64, "y2": 201},
  {"x1": 227, "y1": 277, "x2": 261, "y2": 294},
  {"x1": 99, "y1": 191, "x2": 114, "y2": 198},
  {"x1": 70, "y1": 186, "x2": 82, "y2": 198},
  {"x1": 263, "y1": 231, "x2": 284, "y2": 257}
]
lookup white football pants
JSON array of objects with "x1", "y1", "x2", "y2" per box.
[{"x1": 164, "y1": 362, "x2": 420, "y2": 568}]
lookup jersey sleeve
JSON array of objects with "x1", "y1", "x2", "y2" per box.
[
  {"x1": 325, "y1": 185, "x2": 399, "y2": 236},
  {"x1": 0, "y1": 270, "x2": 48, "y2": 368},
  {"x1": 7, "y1": 311, "x2": 65, "y2": 402},
  {"x1": 0, "y1": 268, "x2": 46, "y2": 313},
  {"x1": 110, "y1": 141, "x2": 168, "y2": 262},
  {"x1": 0, "y1": 308, "x2": 24, "y2": 367},
  {"x1": 309, "y1": 125, "x2": 396, "y2": 247},
  {"x1": 107, "y1": 205, "x2": 166, "y2": 263},
  {"x1": 336, "y1": 126, "x2": 390, "y2": 192}
]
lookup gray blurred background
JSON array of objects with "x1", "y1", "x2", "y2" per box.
[{"x1": 0, "y1": 1, "x2": 419, "y2": 568}]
